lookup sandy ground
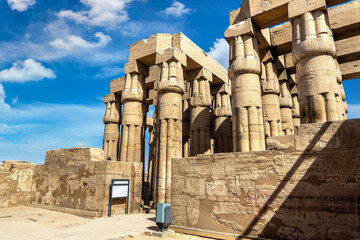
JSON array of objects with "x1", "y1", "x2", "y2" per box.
[{"x1": 0, "y1": 207, "x2": 211, "y2": 240}]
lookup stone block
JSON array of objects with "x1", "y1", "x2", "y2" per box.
[
  {"x1": 128, "y1": 33, "x2": 173, "y2": 65},
  {"x1": 172, "y1": 33, "x2": 228, "y2": 84},
  {"x1": 288, "y1": 0, "x2": 327, "y2": 20},
  {"x1": 225, "y1": 18, "x2": 256, "y2": 40},
  {"x1": 124, "y1": 60, "x2": 149, "y2": 76},
  {"x1": 187, "y1": 68, "x2": 212, "y2": 82},
  {"x1": 110, "y1": 77, "x2": 125, "y2": 94},
  {"x1": 155, "y1": 47, "x2": 187, "y2": 67}
]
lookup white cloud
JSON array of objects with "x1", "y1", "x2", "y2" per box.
[
  {"x1": 161, "y1": 1, "x2": 192, "y2": 17},
  {"x1": 0, "y1": 59, "x2": 56, "y2": 83},
  {"x1": 7, "y1": 0, "x2": 36, "y2": 12},
  {"x1": 207, "y1": 38, "x2": 229, "y2": 68},
  {"x1": 0, "y1": 84, "x2": 11, "y2": 114},
  {"x1": 57, "y1": 0, "x2": 132, "y2": 29},
  {"x1": 0, "y1": 124, "x2": 16, "y2": 134},
  {"x1": 50, "y1": 32, "x2": 112, "y2": 51}
]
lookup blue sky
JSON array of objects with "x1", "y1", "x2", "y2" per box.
[{"x1": 0, "y1": 0, "x2": 359, "y2": 165}]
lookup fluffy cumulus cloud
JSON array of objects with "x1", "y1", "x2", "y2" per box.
[
  {"x1": 0, "y1": 59, "x2": 56, "y2": 83},
  {"x1": 161, "y1": 1, "x2": 192, "y2": 17},
  {"x1": 7, "y1": 0, "x2": 36, "y2": 11},
  {"x1": 50, "y1": 32, "x2": 112, "y2": 51},
  {"x1": 207, "y1": 38, "x2": 229, "y2": 69},
  {"x1": 57, "y1": 0, "x2": 132, "y2": 29}
]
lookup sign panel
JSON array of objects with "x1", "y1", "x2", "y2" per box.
[
  {"x1": 111, "y1": 184, "x2": 129, "y2": 198},
  {"x1": 109, "y1": 179, "x2": 130, "y2": 216}
]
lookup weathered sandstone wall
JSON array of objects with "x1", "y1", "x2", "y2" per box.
[
  {"x1": 0, "y1": 161, "x2": 37, "y2": 208},
  {"x1": 171, "y1": 119, "x2": 360, "y2": 239},
  {"x1": 32, "y1": 148, "x2": 143, "y2": 216}
]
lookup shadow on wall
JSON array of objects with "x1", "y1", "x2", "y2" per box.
[{"x1": 240, "y1": 120, "x2": 360, "y2": 239}]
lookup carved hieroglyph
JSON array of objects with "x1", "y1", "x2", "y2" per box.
[{"x1": 103, "y1": 94, "x2": 121, "y2": 161}]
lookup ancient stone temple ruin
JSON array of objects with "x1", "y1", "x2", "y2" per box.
[{"x1": 1, "y1": 0, "x2": 360, "y2": 239}]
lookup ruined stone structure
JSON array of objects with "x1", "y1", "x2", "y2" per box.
[
  {"x1": 101, "y1": 33, "x2": 231, "y2": 205},
  {"x1": 1, "y1": 0, "x2": 360, "y2": 239}
]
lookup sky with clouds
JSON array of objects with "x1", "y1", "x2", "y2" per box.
[{"x1": 0, "y1": 0, "x2": 359, "y2": 165}]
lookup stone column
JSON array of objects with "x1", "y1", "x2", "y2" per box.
[
  {"x1": 214, "y1": 85, "x2": 232, "y2": 153},
  {"x1": 188, "y1": 68, "x2": 212, "y2": 156},
  {"x1": 225, "y1": 18, "x2": 266, "y2": 152},
  {"x1": 260, "y1": 50, "x2": 283, "y2": 138},
  {"x1": 335, "y1": 59, "x2": 348, "y2": 120},
  {"x1": 182, "y1": 82, "x2": 191, "y2": 157},
  {"x1": 155, "y1": 48, "x2": 186, "y2": 203},
  {"x1": 290, "y1": 1, "x2": 346, "y2": 123},
  {"x1": 278, "y1": 70, "x2": 294, "y2": 135},
  {"x1": 119, "y1": 61, "x2": 148, "y2": 162},
  {"x1": 289, "y1": 74, "x2": 301, "y2": 127},
  {"x1": 103, "y1": 93, "x2": 121, "y2": 161}
]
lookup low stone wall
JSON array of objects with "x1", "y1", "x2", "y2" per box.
[
  {"x1": 171, "y1": 119, "x2": 360, "y2": 239},
  {"x1": 0, "y1": 161, "x2": 37, "y2": 208},
  {"x1": 32, "y1": 148, "x2": 143, "y2": 216},
  {"x1": 0, "y1": 148, "x2": 143, "y2": 217}
]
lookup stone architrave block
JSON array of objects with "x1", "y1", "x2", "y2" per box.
[
  {"x1": 225, "y1": 18, "x2": 256, "y2": 41},
  {"x1": 124, "y1": 60, "x2": 149, "y2": 77},
  {"x1": 288, "y1": 0, "x2": 327, "y2": 20},
  {"x1": 110, "y1": 77, "x2": 125, "y2": 94},
  {"x1": 104, "y1": 93, "x2": 121, "y2": 103},
  {"x1": 155, "y1": 47, "x2": 187, "y2": 67},
  {"x1": 187, "y1": 68, "x2": 213, "y2": 82}
]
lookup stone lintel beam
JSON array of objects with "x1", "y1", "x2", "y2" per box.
[
  {"x1": 225, "y1": 18, "x2": 256, "y2": 39},
  {"x1": 225, "y1": 18, "x2": 271, "y2": 50},
  {"x1": 232, "y1": 0, "x2": 290, "y2": 28},
  {"x1": 340, "y1": 60, "x2": 360, "y2": 81},
  {"x1": 155, "y1": 47, "x2": 187, "y2": 67},
  {"x1": 224, "y1": 18, "x2": 271, "y2": 49},
  {"x1": 110, "y1": 77, "x2": 125, "y2": 94},
  {"x1": 329, "y1": 0, "x2": 360, "y2": 40},
  {"x1": 213, "y1": 83, "x2": 231, "y2": 95},
  {"x1": 271, "y1": 0, "x2": 360, "y2": 56},
  {"x1": 128, "y1": 33, "x2": 173, "y2": 66},
  {"x1": 124, "y1": 60, "x2": 149, "y2": 77},
  {"x1": 335, "y1": 35, "x2": 360, "y2": 65},
  {"x1": 145, "y1": 66, "x2": 160, "y2": 91},
  {"x1": 186, "y1": 68, "x2": 213, "y2": 82},
  {"x1": 104, "y1": 93, "x2": 121, "y2": 103},
  {"x1": 288, "y1": 0, "x2": 327, "y2": 20},
  {"x1": 230, "y1": 0, "x2": 349, "y2": 29},
  {"x1": 172, "y1": 33, "x2": 228, "y2": 84}
]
